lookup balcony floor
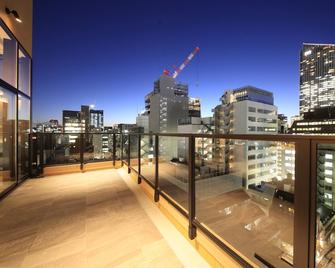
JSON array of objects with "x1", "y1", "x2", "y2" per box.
[{"x1": 0, "y1": 169, "x2": 208, "y2": 268}]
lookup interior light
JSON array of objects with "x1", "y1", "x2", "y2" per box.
[
  {"x1": 304, "y1": 50, "x2": 312, "y2": 56},
  {"x1": 5, "y1": 7, "x2": 22, "y2": 23}
]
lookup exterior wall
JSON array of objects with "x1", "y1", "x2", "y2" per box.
[
  {"x1": 299, "y1": 43, "x2": 335, "y2": 115},
  {"x1": 214, "y1": 87, "x2": 278, "y2": 188},
  {"x1": 147, "y1": 75, "x2": 189, "y2": 134},
  {"x1": 136, "y1": 114, "x2": 149, "y2": 133},
  {"x1": 317, "y1": 146, "x2": 335, "y2": 210},
  {"x1": 0, "y1": 0, "x2": 33, "y2": 56}
]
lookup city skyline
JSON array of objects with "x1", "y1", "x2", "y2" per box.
[{"x1": 33, "y1": 0, "x2": 335, "y2": 125}]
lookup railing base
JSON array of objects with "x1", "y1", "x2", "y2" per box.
[
  {"x1": 188, "y1": 224, "x2": 197, "y2": 240},
  {"x1": 154, "y1": 190, "x2": 160, "y2": 202}
]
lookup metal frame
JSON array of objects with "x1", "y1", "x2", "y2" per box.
[{"x1": 137, "y1": 134, "x2": 141, "y2": 184}]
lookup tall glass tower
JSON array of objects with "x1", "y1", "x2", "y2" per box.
[{"x1": 300, "y1": 43, "x2": 335, "y2": 115}]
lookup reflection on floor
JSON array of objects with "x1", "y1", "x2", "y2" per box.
[{"x1": 0, "y1": 169, "x2": 198, "y2": 268}]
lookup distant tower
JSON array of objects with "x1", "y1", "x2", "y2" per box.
[{"x1": 299, "y1": 43, "x2": 335, "y2": 115}]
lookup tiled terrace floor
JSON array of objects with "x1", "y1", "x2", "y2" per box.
[{"x1": 0, "y1": 169, "x2": 208, "y2": 268}]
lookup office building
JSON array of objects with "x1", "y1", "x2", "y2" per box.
[
  {"x1": 292, "y1": 43, "x2": 335, "y2": 134},
  {"x1": 144, "y1": 75, "x2": 189, "y2": 133},
  {"x1": 90, "y1": 109, "x2": 104, "y2": 130},
  {"x1": 34, "y1": 119, "x2": 62, "y2": 133},
  {"x1": 289, "y1": 107, "x2": 335, "y2": 134},
  {"x1": 213, "y1": 86, "x2": 278, "y2": 187},
  {"x1": 299, "y1": 43, "x2": 335, "y2": 115}
]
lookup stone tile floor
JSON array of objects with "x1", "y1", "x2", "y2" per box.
[{"x1": 0, "y1": 169, "x2": 201, "y2": 268}]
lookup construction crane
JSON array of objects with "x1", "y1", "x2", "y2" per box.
[{"x1": 163, "y1": 46, "x2": 200, "y2": 79}]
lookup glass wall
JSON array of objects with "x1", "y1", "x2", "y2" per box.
[
  {"x1": 18, "y1": 47, "x2": 31, "y2": 96},
  {"x1": 158, "y1": 136, "x2": 189, "y2": 210},
  {"x1": 140, "y1": 134, "x2": 156, "y2": 184},
  {"x1": 84, "y1": 133, "x2": 113, "y2": 162},
  {"x1": 129, "y1": 134, "x2": 139, "y2": 171},
  {"x1": 43, "y1": 134, "x2": 80, "y2": 165},
  {"x1": 18, "y1": 95, "x2": 30, "y2": 180},
  {"x1": 316, "y1": 144, "x2": 335, "y2": 267},
  {"x1": 0, "y1": 87, "x2": 16, "y2": 192},
  {"x1": 0, "y1": 21, "x2": 32, "y2": 195},
  {"x1": 0, "y1": 25, "x2": 17, "y2": 87},
  {"x1": 195, "y1": 138, "x2": 295, "y2": 267}
]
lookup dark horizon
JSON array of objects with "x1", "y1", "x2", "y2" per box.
[{"x1": 33, "y1": 0, "x2": 335, "y2": 125}]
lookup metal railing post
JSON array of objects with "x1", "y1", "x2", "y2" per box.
[
  {"x1": 80, "y1": 133, "x2": 84, "y2": 171},
  {"x1": 113, "y1": 133, "x2": 116, "y2": 167},
  {"x1": 127, "y1": 134, "x2": 131, "y2": 173},
  {"x1": 138, "y1": 134, "x2": 141, "y2": 184},
  {"x1": 188, "y1": 135, "x2": 196, "y2": 240},
  {"x1": 121, "y1": 134, "x2": 124, "y2": 167},
  {"x1": 40, "y1": 133, "x2": 44, "y2": 175},
  {"x1": 154, "y1": 134, "x2": 159, "y2": 202},
  {"x1": 28, "y1": 133, "x2": 32, "y2": 177}
]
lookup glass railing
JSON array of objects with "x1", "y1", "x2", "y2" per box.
[{"x1": 29, "y1": 132, "x2": 335, "y2": 268}]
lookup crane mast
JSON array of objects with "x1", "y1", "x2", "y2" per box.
[{"x1": 163, "y1": 47, "x2": 200, "y2": 79}]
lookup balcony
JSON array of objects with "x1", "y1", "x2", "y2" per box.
[
  {"x1": 0, "y1": 168, "x2": 208, "y2": 267},
  {"x1": 1, "y1": 132, "x2": 335, "y2": 267}
]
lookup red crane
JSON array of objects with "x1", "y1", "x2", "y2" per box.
[{"x1": 163, "y1": 46, "x2": 200, "y2": 79}]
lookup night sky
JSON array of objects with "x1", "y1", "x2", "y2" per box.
[{"x1": 33, "y1": 0, "x2": 335, "y2": 125}]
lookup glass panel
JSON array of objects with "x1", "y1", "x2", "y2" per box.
[
  {"x1": 195, "y1": 138, "x2": 295, "y2": 267},
  {"x1": 140, "y1": 134, "x2": 156, "y2": 184},
  {"x1": 129, "y1": 134, "x2": 139, "y2": 171},
  {"x1": 18, "y1": 95, "x2": 30, "y2": 180},
  {"x1": 18, "y1": 47, "x2": 31, "y2": 96},
  {"x1": 84, "y1": 133, "x2": 113, "y2": 162},
  {"x1": 0, "y1": 87, "x2": 16, "y2": 191},
  {"x1": 316, "y1": 144, "x2": 335, "y2": 267},
  {"x1": 112, "y1": 134, "x2": 121, "y2": 168},
  {"x1": 0, "y1": 24, "x2": 17, "y2": 87},
  {"x1": 43, "y1": 133, "x2": 81, "y2": 165},
  {"x1": 159, "y1": 136, "x2": 189, "y2": 210},
  {"x1": 122, "y1": 134, "x2": 129, "y2": 165}
]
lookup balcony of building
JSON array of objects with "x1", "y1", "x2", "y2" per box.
[{"x1": 1, "y1": 132, "x2": 334, "y2": 267}]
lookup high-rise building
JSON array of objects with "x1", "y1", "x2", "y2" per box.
[
  {"x1": 63, "y1": 110, "x2": 84, "y2": 143},
  {"x1": 290, "y1": 44, "x2": 335, "y2": 134},
  {"x1": 213, "y1": 86, "x2": 278, "y2": 187},
  {"x1": 289, "y1": 107, "x2": 335, "y2": 134},
  {"x1": 299, "y1": 43, "x2": 335, "y2": 115},
  {"x1": 90, "y1": 109, "x2": 104, "y2": 130},
  {"x1": 144, "y1": 75, "x2": 189, "y2": 133},
  {"x1": 63, "y1": 110, "x2": 84, "y2": 133}
]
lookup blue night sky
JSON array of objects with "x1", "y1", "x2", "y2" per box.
[{"x1": 33, "y1": 0, "x2": 335, "y2": 125}]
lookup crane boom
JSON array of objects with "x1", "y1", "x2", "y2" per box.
[{"x1": 171, "y1": 47, "x2": 200, "y2": 79}]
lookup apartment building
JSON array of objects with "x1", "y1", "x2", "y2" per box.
[{"x1": 214, "y1": 86, "x2": 278, "y2": 187}]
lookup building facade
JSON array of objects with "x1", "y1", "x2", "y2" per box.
[
  {"x1": 0, "y1": 1, "x2": 33, "y2": 195},
  {"x1": 214, "y1": 86, "x2": 278, "y2": 188},
  {"x1": 90, "y1": 109, "x2": 104, "y2": 130},
  {"x1": 299, "y1": 43, "x2": 335, "y2": 115},
  {"x1": 144, "y1": 75, "x2": 189, "y2": 134}
]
